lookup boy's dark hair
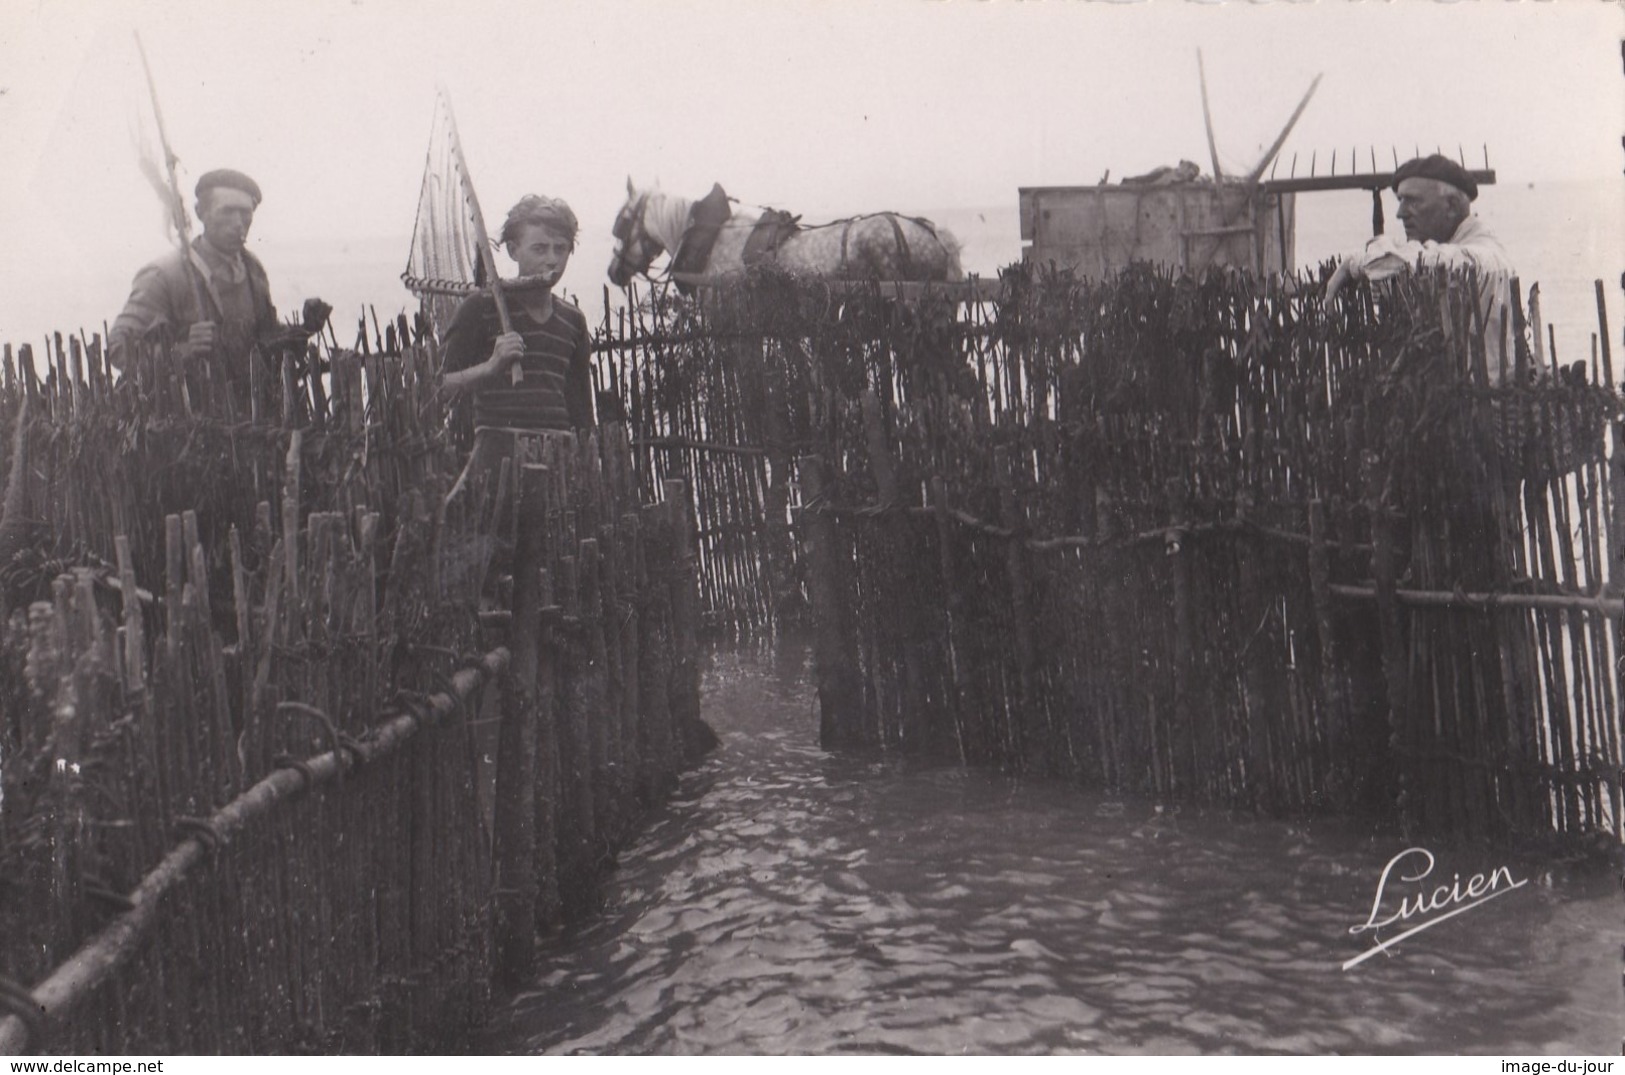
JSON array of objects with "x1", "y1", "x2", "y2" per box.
[{"x1": 500, "y1": 194, "x2": 579, "y2": 250}]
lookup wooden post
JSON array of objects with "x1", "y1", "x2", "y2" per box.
[
  {"x1": 616, "y1": 512, "x2": 644, "y2": 801},
  {"x1": 996, "y1": 445, "x2": 1041, "y2": 772},
  {"x1": 636, "y1": 499, "x2": 678, "y2": 802},
  {"x1": 281, "y1": 431, "x2": 302, "y2": 624},
  {"x1": 663, "y1": 479, "x2": 706, "y2": 762},
  {"x1": 930, "y1": 476, "x2": 969, "y2": 763},
  {"x1": 116, "y1": 535, "x2": 147, "y2": 699},
  {"x1": 493, "y1": 463, "x2": 546, "y2": 986},
  {"x1": 1165, "y1": 478, "x2": 1197, "y2": 799},
  {"x1": 1596, "y1": 280, "x2": 1616, "y2": 388},
  {"x1": 164, "y1": 514, "x2": 185, "y2": 667},
  {"x1": 356, "y1": 511, "x2": 380, "y2": 738},
  {"x1": 798, "y1": 454, "x2": 865, "y2": 750},
  {"x1": 865, "y1": 387, "x2": 926, "y2": 752},
  {"x1": 1611, "y1": 416, "x2": 1625, "y2": 838},
  {"x1": 1528, "y1": 284, "x2": 1547, "y2": 374},
  {"x1": 186, "y1": 511, "x2": 238, "y2": 797},
  {"x1": 1510, "y1": 278, "x2": 1528, "y2": 384},
  {"x1": 1364, "y1": 453, "x2": 1407, "y2": 824},
  {"x1": 533, "y1": 562, "x2": 561, "y2": 932},
  {"x1": 1092, "y1": 485, "x2": 1127, "y2": 789},
  {"x1": 1306, "y1": 500, "x2": 1350, "y2": 799},
  {"x1": 860, "y1": 389, "x2": 899, "y2": 508},
  {"x1": 595, "y1": 522, "x2": 628, "y2": 833},
  {"x1": 1231, "y1": 490, "x2": 1275, "y2": 810},
  {"x1": 280, "y1": 348, "x2": 296, "y2": 428},
  {"x1": 760, "y1": 358, "x2": 801, "y2": 624},
  {"x1": 46, "y1": 579, "x2": 84, "y2": 959},
  {"x1": 578, "y1": 537, "x2": 612, "y2": 842},
  {"x1": 66, "y1": 336, "x2": 83, "y2": 418},
  {"x1": 555, "y1": 548, "x2": 598, "y2": 909},
  {"x1": 18, "y1": 343, "x2": 38, "y2": 402}
]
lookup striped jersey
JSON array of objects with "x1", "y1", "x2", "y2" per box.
[{"x1": 441, "y1": 292, "x2": 594, "y2": 431}]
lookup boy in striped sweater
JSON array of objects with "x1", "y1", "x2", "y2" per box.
[
  {"x1": 440, "y1": 195, "x2": 595, "y2": 594},
  {"x1": 441, "y1": 194, "x2": 594, "y2": 430}
]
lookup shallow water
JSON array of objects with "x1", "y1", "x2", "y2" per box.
[{"x1": 479, "y1": 638, "x2": 1621, "y2": 1056}]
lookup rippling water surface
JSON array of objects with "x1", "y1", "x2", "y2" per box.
[{"x1": 480, "y1": 639, "x2": 1620, "y2": 1055}]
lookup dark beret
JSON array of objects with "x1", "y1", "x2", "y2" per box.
[
  {"x1": 1392, "y1": 154, "x2": 1477, "y2": 202},
  {"x1": 195, "y1": 169, "x2": 262, "y2": 206}
]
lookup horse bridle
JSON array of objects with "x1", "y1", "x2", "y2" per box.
[{"x1": 610, "y1": 193, "x2": 659, "y2": 280}]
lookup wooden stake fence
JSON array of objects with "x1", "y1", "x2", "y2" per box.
[
  {"x1": 0, "y1": 327, "x2": 705, "y2": 1054},
  {"x1": 588, "y1": 264, "x2": 1624, "y2": 843}
]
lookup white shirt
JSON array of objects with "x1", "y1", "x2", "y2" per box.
[{"x1": 1350, "y1": 216, "x2": 1518, "y2": 381}]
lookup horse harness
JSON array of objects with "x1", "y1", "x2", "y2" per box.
[
  {"x1": 767, "y1": 211, "x2": 945, "y2": 278},
  {"x1": 840, "y1": 213, "x2": 931, "y2": 278},
  {"x1": 741, "y1": 209, "x2": 801, "y2": 267},
  {"x1": 744, "y1": 208, "x2": 944, "y2": 278},
  {"x1": 668, "y1": 183, "x2": 734, "y2": 294},
  {"x1": 611, "y1": 191, "x2": 651, "y2": 275},
  {"x1": 660, "y1": 182, "x2": 951, "y2": 285}
]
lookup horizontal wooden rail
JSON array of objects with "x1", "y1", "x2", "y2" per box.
[
  {"x1": 0, "y1": 648, "x2": 511, "y2": 1056},
  {"x1": 1182, "y1": 225, "x2": 1258, "y2": 238},
  {"x1": 633, "y1": 436, "x2": 769, "y2": 457},
  {"x1": 811, "y1": 496, "x2": 1620, "y2": 614},
  {"x1": 817, "y1": 499, "x2": 1381, "y2": 554},
  {"x1": 1330, "y1": 583, "x2": 1623, "y2": 616}
]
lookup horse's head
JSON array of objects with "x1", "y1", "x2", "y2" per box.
[{"x1": 608, "y1": 178, "x2": 664, "y2": 287}]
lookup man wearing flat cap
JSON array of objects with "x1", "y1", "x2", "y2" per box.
[
  {"x1": 109, "y1": 168, "x2": 326, "y2": 390},
  {"x1": 1325, "y1": 153, "x2": 1516, "y2": 378}
]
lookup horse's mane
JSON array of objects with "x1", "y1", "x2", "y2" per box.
[{"x1": 635, "y1": 185, "x2": 705, "y2": 254}]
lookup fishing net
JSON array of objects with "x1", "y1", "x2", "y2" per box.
[
  {"x1": 402, "y1": 89, "x2": 491, "y2": 331},
  {"x1": 128, "y1": 33, "x2": 197, "y2": 258}
]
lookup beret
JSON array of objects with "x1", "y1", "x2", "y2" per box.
[
  {"x1": 1392, "y1": 154, "x2": 1477, "y2": 202},
  {"x1": 195, "y1": 169, "x2": 262, "y2": 206}
]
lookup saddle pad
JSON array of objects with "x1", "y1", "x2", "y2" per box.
[
  {"x1": 670, "y1": 183, "x2": 733, "y2": 293},
  {"x1": 743, "y1": 209, "x2": 802, "y2": 267}
]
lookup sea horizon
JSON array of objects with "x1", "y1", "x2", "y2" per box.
[{"x1": 3, "y1": 177, "x2": 1618, "y2": 370}]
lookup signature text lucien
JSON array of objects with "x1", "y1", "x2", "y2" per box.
[{"x1": 1342, "y1": 846, "x2": 1529, "y2": 971}]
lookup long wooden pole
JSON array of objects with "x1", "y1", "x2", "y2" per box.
[
  {"x1": 1244, "y1": 74, "x2": 1323, "y2": 187},
  {"x1": 1196, "y1": 50, "x2": 1225, "y2": 183}
]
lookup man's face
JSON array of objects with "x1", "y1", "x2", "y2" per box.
[
  {"x1": 1394, "y1": 178, "x2": 1466, "y2": 244},
  {"x1": 508, "y1": 223, "x2": 572, "y2": 285},
  {"x1": 198, "y1": 188, "x2": 256, "y2": 255}
]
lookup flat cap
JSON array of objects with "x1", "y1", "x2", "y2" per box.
[
  {"x1": 195, "y1": 169, "x2": 262, "y2": 206},
  {"x1": 1392, "y1": 154, "x2": 1477, "y2": 201}
]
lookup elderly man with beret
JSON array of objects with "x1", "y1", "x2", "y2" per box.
[
  {"x1": 109, "y1": 168, "x2": 327, "y2": 388},
  {"x1": 1325, "y1": 153, "x2": 1517, "y2": 379}
]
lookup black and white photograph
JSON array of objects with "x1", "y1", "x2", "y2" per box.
[{"x1": 0, "y1": 0, "x2": 1621, "y2": 1058}]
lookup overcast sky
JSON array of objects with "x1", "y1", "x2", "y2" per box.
[{"x1": 1, "y1": 0, "x2": 1620, "y2": 341}]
